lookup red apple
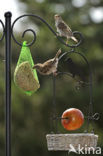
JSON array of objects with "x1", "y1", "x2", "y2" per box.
[{"x1": 61, "y1": 108, "x2": 84, "y2": 131}]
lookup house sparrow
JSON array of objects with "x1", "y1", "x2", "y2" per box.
[
  {"x1": 33, "y1": 49, "x2": 61, "y2": 76},
  {"x1": 54, "y1": 14, "x2": 78, "y2": 44}
]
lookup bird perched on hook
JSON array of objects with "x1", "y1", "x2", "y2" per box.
[
  {"x1": 54, "y1": 14, "x2": 78, "y2": 44},
  {"x1": 33, "y1": 49, "x2": 61, "y2": 76}
]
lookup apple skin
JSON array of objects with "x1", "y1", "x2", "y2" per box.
[{"x1": 61, "y1": 108, "x2": 84, "y2": 131}]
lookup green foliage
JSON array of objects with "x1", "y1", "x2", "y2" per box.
[{"x1": 0, "y1": 0, "x2": 103, "y2": 156}]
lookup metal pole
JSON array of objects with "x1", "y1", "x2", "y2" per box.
[{"x1": 4, "y1": 11, "x2": 12, "y2": 156}]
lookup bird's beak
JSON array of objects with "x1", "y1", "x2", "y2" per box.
[
  {"x1": 33, "y1": 65, "x2": 36, "y2": 69},
  {"x1": 33, "y1": 64, "x2": 39, "y2": 69}
]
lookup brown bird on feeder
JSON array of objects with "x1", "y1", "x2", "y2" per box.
[
  {"x1": 54, "y1": 14, "x2": 78, "y2": 44},
  {"x1": 33, "y1": 49, "x2": 61, "y2": 76}
]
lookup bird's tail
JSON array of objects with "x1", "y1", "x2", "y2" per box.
[
  {"x1": 71, "y1": 36, "x2": 78, "y2": 43},
  {"x1": 55, "y1": 49, "x2": 61, "y2": 59}
]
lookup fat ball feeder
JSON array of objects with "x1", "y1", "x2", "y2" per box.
[
  {"x1": 14, "y1": 41, "x2": 40, "y2": 95},
  {"x1": 0, "y1": 11, "x2": 100, "y2": 156}
]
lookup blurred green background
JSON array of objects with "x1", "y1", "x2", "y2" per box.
[{"x1": 0, "y1": 0, "x2": 103, "y2": 155}]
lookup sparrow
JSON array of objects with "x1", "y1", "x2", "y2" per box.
[
  {"x1": 33, "y1": 49, "x2": 61, "y2": 76},
  {"x1": 54, "y1": 14, "x2": 78, "y2": 44}
]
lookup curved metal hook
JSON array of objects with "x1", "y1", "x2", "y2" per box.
[
  {"x1": 59, "y1": 49, "x2": 94, "y2": 131},
  {"x1": 57, "y1": 31, "x2": 83, "y2": 48},
  {"x1": 72, "y1": 31, "x2": 83, "y2": 47},
  {"x1": 58, "y1": 50, "x2": 94, "y2": 131},
  {"x1": 0, "y1": 20, "x2": 5, "y2": 41},
  {"x1": 11, "y1": 14, "x2": 83, "y2": 47},
  {"x1": 92, "y1": 113, "x2": 100, "y2": 120},
  {"x1": 59, "y1": 50, "x2": 93, "y2": 105},
  {"x1": 51, "y1": 50, "x2": 94, "y2": 132},
  {"x1": 85, "y1": 113, "x2": 100, "y2": 121},
  {"x1": 18, "y1": 28, "x2": 36, "y2": 46}
]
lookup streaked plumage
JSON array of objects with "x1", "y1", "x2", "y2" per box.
[
  {"x1": 33, "y1": 49, "x2": 61, "y2": 75},
  {"x1": 54, "y1": 14, "x2": 78, "y2": 44}
]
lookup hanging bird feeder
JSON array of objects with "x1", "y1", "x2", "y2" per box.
[
  {"x1": 0, "y1": 11, "x2": 100, "y2": 156},
  {"x1": 14, "y1": 41, "x2": 40, "y2": 95},
  {"x1": 46, "y1": 42, "x2": 100, "y2": 152}
]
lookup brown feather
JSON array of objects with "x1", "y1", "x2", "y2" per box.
[
  {"x1": 58, "y1": 22, "x2": 67, "y2": 30},
  {"x1": 33, "y1": 49, "x2": 61, "y2": 75}
]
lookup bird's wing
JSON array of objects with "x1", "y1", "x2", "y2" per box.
[
  {"x1": 58, "y1": 21, "x2": 67, "y2": 30},
  {"x1": 33, "y1": 63, "x2": 43, "y2": 68},
  {"x1": 42, "y1": 59, "x2": 54, "y2": 67},
  {"x1": 58, "y1": 21, "x2": 72, "y2": 33}
]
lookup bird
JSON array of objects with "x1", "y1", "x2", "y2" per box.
[
  {"x1": 33, "y1": 49, "x2": 61, "y2": 76},
  {"x1": 54, "y1": 14, "x2": 78, "y2": 44}
]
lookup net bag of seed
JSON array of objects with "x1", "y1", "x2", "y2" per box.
[{"x1": 14, "y1": 41, "x2": 40, "y2": 95}]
